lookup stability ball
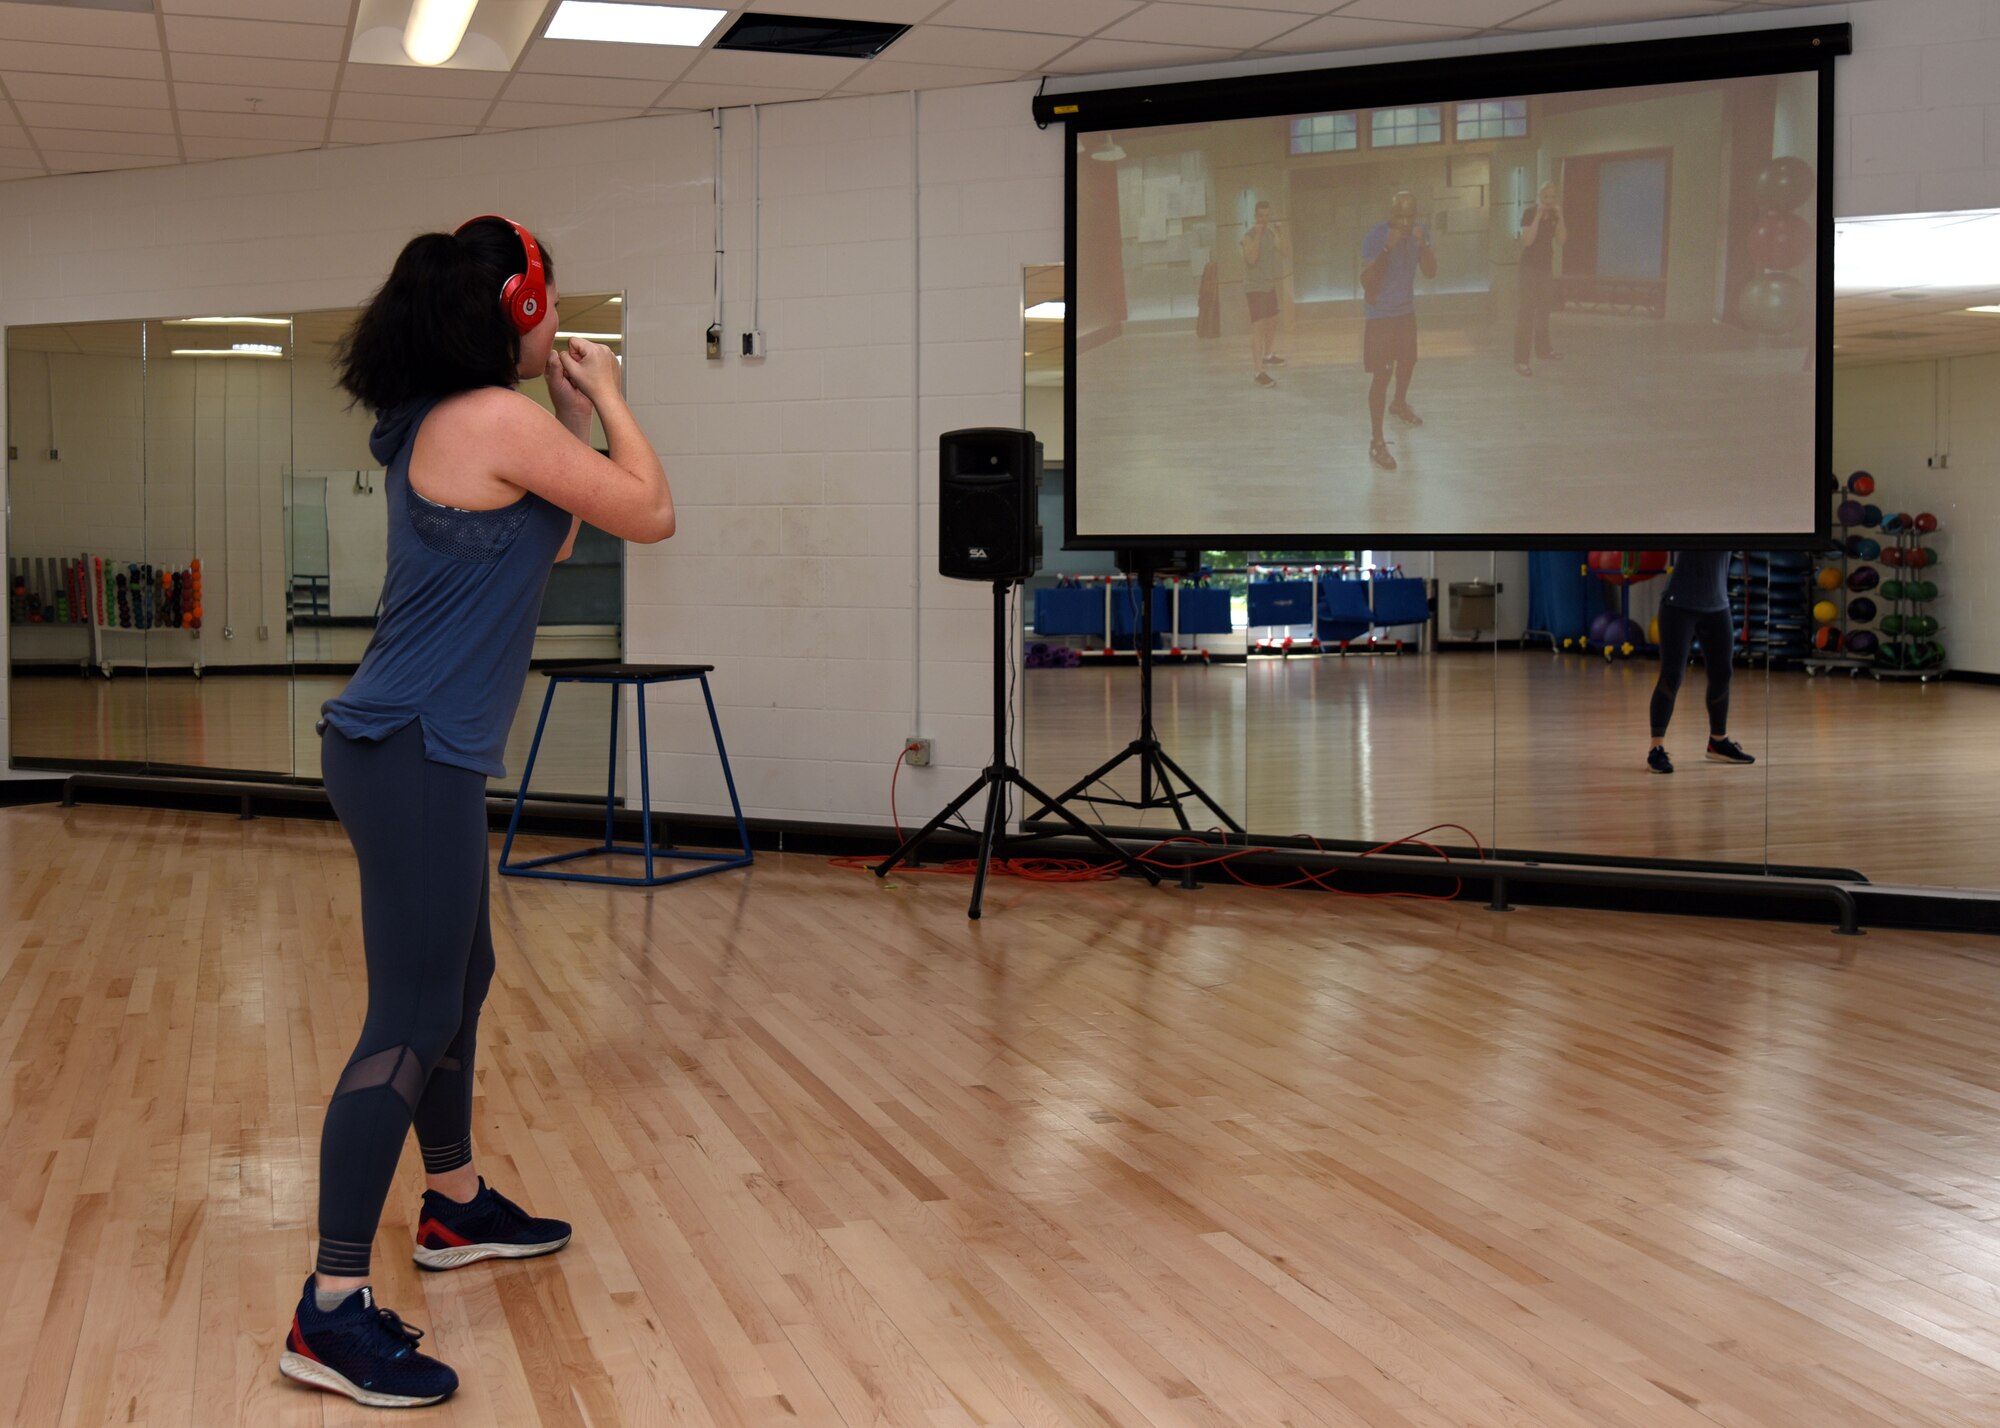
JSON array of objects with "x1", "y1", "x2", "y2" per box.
[
  {"x1": 1748, "y1": 212, "x2": 1812, "y2": 270},
  {"x1": 1755, "y1": 156, "x2": 1814, "y2": 214},
  {"x1": 1738, "y1": 273, "x2": 1809, "y2": 335}
]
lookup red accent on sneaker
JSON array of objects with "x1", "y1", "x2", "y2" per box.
[
  {"x1": 417, "y1": 1217, "x2": 473, "y2": 1249},
  {"x1": 288, "y1": 1316, "x2": 322, "y2": 1363}
]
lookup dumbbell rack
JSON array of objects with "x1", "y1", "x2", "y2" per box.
[
  {"x1": 1872, "y1": 520, "x2": 1945, "y2": 683},
  {"x1": 1804, "y1": 475, "x2": 1879, "y2": 679}
]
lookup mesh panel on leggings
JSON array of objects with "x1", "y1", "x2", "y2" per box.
[
  {"x1": 331, "y1": 1045, "x2": 427, "y2": 1112},
  {"x1": 407, "y1": 487, "x2": 535, "y2": 562}
]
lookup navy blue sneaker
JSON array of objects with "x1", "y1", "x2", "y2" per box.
[
  {"x1": 414, "y1": 1179, "x2": 571, "y2": 1271},
  {"x1": 281, "y1": 1279, "x2": 457, "y2": 1408},
  {"x1": 1647, "y1": 747, "x2": 1674, "y2": 775},
  {"x1": 1706, "y1": 737, "x2": 1755, "y2": 766}
]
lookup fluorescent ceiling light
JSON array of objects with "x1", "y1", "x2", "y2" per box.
[
  {"x1": 1024, "y1": 301, "x2": 1066, "y2": 321},
  {"x1": 1835, "y1": 209, "x2": 2000, "y2": 292},
  {"x1": 171, "y1": 348, "x2": 288, "y2": 359},
  {"x1": 1966, "y1": 305, "x2": 2000, "y2": 314},
  {"x1": 557, "y1": 331, "x2": 622, "y2": 341},
  {"x1": 405, "y1": 0, "x2": 478, "y2": 64},
  {"x1": 163, "y1": 316, "x2": 290, "y2": 326},
  {"x1": 545, "y1": 2, "x2": 725, "y2": 46}
]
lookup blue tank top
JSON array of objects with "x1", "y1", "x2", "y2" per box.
[{"x1": 320, "y1": 394, "x2": 572, "y2": 777}]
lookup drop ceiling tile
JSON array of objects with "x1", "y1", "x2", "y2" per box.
[
  {"x1": 328, "y1": 117, "x2": 477, "y2": 145},
  {"x1": 0, "y1": 146, "x2": 39, "y2": 169},
  {"x1": 1163, "y1": 0, "x2": 1338, "y2": 10},
  {"x1": 340, "y1": 64, "x2": 509, "y2": 100},
  {"x1": 515, "y1": 38, "x2": 703, "y2": 83},
  {"x1": 677, "y1": 49, "x2": 868, "y2": 90},
  {"x1": 482, "y1": 100, "x2": 650, "y2": 130},
  {"x1": 173, "y1": 81, "x2": 334, "y2": 118},
  {"x1": 929, "y1": 0, "x2": 1142, "y2": 37},
  {"x1": 502, "y1": 72, "x2": 666, "y2": 108},
  {"x1": 747, "y1": 0, "x2": 949, "y2": 19},
  {"x1": 181, "y1": 134, "x2": 324, "y2": 160},
  {"x1": 836, "y1": 59, "x2": 1027, "y2": 92},
  {"x1": 1256, "y1": 15, "x2": 1479, "y2": 53},
  {"x1": 1041, "y1": 38, "x2": 1244, "y2": 72},
  {"x1": 0, "y1": 8, "x2": 161, "y2": 49},
  {"x1": 14, "y1": 101, "x2": 174, "y2": 135},
  {"x1": 32, "y1": 128, "x2": 181, "y2": 156},
  {"x1": 881, "y1": 25, "x2": 1076, "y2": 70},
  {"x1": 169, "y1": 53, "x2": 340, "y2": 88},
  {"x1": 161, "y1": 0, "x2": 353, "y2": 22},
  {"x1": 333, "y1": 90, "x2": 494, "y2": 125},
  {"x1": 1339, "y1": 0, "x2": 1540, "y2": 23},
  {"x1": 1101, "y1": 3, "x2": 1313, "y2": 48},
  {"x1": 0, "y1": 40, "x2": 166, "y2": 80},
  {"x1": 178, "y1": 109, "x2": 328, "y2": 141},
  {"x1": 1501, "y1": 0, "x2": 1735, "y2": 26},
  {"x1": 163, "y1": 16, "x2": 348, "y2": 62},
  {"x1": 655, "y1": 82, "x2": 831, "y2": 110},
  {"x1": 2, "y1": 73, "x2": 170, "y2": 109},
  {"x1": 44, "y1": 151, "x2": 180, "y2": 173},
  {"x1": 0, "y1": 165, "x2": 47, "y2": 181}
]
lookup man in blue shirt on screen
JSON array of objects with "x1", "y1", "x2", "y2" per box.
[{"x1": 1359, "y1": 190, "x2": 1437, "y2": 472}]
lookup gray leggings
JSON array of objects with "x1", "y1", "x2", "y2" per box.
[
  {"x1": 314, "y1": 721, "x2": 494, "y2": 1278},
  {"x1": 1650, "y1": 604, "x2": 1735, "y2": 739}
]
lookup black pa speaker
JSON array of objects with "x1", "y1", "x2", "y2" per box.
[{"x1": 939, "y1": 428, "x2": 1042, "y2": 581}]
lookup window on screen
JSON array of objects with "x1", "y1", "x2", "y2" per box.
[{"x1": 1370, "y1": 106, "x2": 1443, "y2": 147}]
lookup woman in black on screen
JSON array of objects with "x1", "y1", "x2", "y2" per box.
[{"x1": 1648, "y1": 549, "x2": 1756, "y2": 774}]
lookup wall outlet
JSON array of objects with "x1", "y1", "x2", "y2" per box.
[
  {"x1": 904, "y1": 737, "x2": 932, "y2": 767},
  {"x1": 705, "y1": 323, "x2": 722, "y2": 360},
  {"x1": 47, "y1": 448, "x2": 59, "y2": 461},
  {"x1": 741, "y1": 330, "x2": 765, "y2": 358}
]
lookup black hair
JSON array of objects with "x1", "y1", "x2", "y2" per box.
[{"x1": 334, "y1": 218, "x2": 556, "y2": 414}]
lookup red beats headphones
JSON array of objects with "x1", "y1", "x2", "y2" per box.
[{"x1": 455, "y1": 214, "x2": 547, "y2": 334}]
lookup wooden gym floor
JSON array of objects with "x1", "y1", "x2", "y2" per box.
[{"x1": 2, "y1": 800, "x2": 1997, "y2": 1427}]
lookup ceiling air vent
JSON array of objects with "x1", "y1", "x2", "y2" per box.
[{"x1": 713, "y1": 11, "x2": 908, "y2": 59}]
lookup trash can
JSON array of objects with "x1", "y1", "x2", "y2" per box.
[{"x1": 1448, "y1": 580, "x2": 1496, "y2": 635}]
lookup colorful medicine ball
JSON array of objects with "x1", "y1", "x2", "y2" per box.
[
  {"x1": 1881, "y1": 614, "x2": 1905, "y2": 636},
  {"x1": 1848, "y1": 472, "x2": 1875, "y2": 496},
  {"x1": 1880, "y1": 512, "x2": 1904, "y2": 535},
  {"x1": 1813, "y1": 626, "x2": 1844, "y2": 652},
  {"x1": 1847, "y1": 596, "x2": 1877, "y2": 622},
  {"x1": 1911, "y1": 615, "x2": 1939, "y2": 637},
  {"x1": 1846, "y1": 566, "x2": 1879, "y2": 591},
  {"x1": 1862, "y1": 504, "x2": 1882, "y2": 527},
  {"x1": 1588, "y1": 612, "x2": 1615, "y2": 644},
  {"x1": 1856, "y1": 538, "x2": 1881, "y2": 560},
  {"x1": 1882, "y1": 547, "x2": 1905, "y2": 567},
  {"x1": 1881, "y1": 579, "x2": 1905, "y2": 601},
  {"x1": 1836, "y1": 499, "x2": 1864, "y2": 525},
  {"x1": 1910, "y1": 580, "x2": 1937, "y2": 601},
  {"x1": 1915, "y1": 511, "x2": 1938, "y2": 533},
  {"x1": 1908, "y1": 546, "x2": 1934, "y2": 569},
  {"x1": 1843, "y1": 535, "x2": 1864, "y2": 557},
  {"x1": 1846, "y1": 629, "x2": 1880, "y2": 656},
  {"x1": 1817, "y1": 566, "x2": 1843, "y2": 590},
  {"x1": 1813, "y1": 599, "x2": 1838, "y2": 623}
]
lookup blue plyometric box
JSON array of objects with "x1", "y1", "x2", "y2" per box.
[
  {"x1": 1248, "y1": 580, "x2": 1314, "y2": 627},
  {"x1": 1173, "y1": 587, "x2": 1232, "y2": 635},
  {"x1": 1369, "y1": 577, "x2": 1428, "y2": 629},
  {"x1": 1033, "y1": 587, "x2": 1107, "y2": 637}
]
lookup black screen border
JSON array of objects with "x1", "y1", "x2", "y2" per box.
[{"x1": 1041, "y1": 23, "x2": 1850, "y2": 553}]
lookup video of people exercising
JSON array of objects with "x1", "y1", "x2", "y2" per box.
[{"x1": 1069, "y1": 71, "x2": 1821, "y2": 542}]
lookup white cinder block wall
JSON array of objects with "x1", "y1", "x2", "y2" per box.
[
  {"x1": 0, "y1": 84, "x2": 1061, "y2": 820},
  {"x1": 5, "y1": 0, "x2": 2000, "y2": 806}
]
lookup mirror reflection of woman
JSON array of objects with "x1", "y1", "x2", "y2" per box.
[
  {"x1": 1514, "y1": 180, "x2": 1565, "y2": 377},
  {"x1": 282, "y1": 217, "x2": 675, "y2": 1408}
]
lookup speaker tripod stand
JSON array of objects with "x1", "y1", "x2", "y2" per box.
[
  {"x1": 874, "y1": 580, "x2": 1159, "y2": 919},
  {"x1": 1024, "y1": 563, "x2": 1244, "y2": 835}
]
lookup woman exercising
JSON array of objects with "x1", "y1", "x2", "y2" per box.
[
  {"x1": 1648, "y1": 549, "x2": 1755, "y2": 774},
  {"x1": 282, "y1": 216, "x2": 675, "y2": 1408}
]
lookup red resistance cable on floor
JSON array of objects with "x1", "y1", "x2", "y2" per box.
[{"x1": 831, "y1": 747, "x2": 1489, "y2": 901}]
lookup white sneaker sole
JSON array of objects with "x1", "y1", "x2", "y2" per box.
[
  {"x1": 279, "y1": 1351, "x2": 450, "y2": 1408},
  {"x1": 413, "y1": 1234, "x2": 571, "y2": 1271}
]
